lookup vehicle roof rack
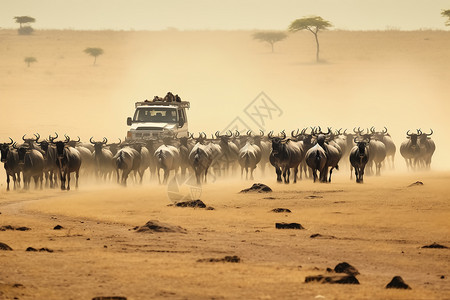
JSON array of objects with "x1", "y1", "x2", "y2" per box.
[{"x1": 135, "y1": 100, "x2": 190, "y2": 109}]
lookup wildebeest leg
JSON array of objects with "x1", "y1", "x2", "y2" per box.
[
  {"x1": 204, "y1": 167, "x2": 209, "y2": 184},
  {"x1": 163, "y1": 169, "x2": 170, "y2": 185},
  {"x1": 6, "y1": 173, "x2": 10, "y2": 191},
  {"x1": 250, "y1": 167, "x2": 254, "y2": 180},
  {"x1": 245, "y1": 167, "x2": 249, "y2": 180},
  {"x1": 350, "y1": 164, "x2": 353, "y2": 179},
  {"x1": 328, "y1": 167, "x2": 333, "y2": 183},
  {"x1": 75, "y1": 169, "x2": 79, "y2": 189},
  {"x1": 283, "y1": 167, "x2": 290, "y2": 184},
  {"x1": 157, "y1": 168, "x2": 162, "y2": 185},
  {"x1": 59, "y1": 169, "x2": 66, "y2": 190},
  {"x1": 312, "y1": 169, "x2": 318, "y2": 182},
  {"x1": 275, "y1": 167, "x2": 282, "y2": 183},
  {"x1": 293, "y1": 166, "x2": 298, "y2": 183},
  {"x1": 355, "y1": 168, "x2": 359, "y2": 183},
  {"x1": 240, "y1": 167, "x2": 244, "y2": 179}
]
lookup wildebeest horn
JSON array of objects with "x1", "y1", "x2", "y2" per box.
[
  {"x1": 34, "y1": 133, "x2": 40, "y2": 142},
  {"x1": 383, "y1": 127, "x2": 388, "y2": 134},
  {"x1": 22, "y1": 134, "x2": 26, "y2": 141},
  {"x1": 215, "y1": 131, "x2": 220, "y2": 137},
  {"x1": 406, "y1": 130, "x2": 412, "y2": 137},
  {"x1": 280, "y1": 130, "x2": 286, "y2": 139},
  {"x1": 226, "y1": 130, "x2": 233, "y2": 138},
  {"x1": 428, "y1": 129, "x2": 433, "y2": 136},
  {"x1": 12, "y1": 142, "x2": 18, "y2": 149},
  {"x1": 291, "y1": 130, "x2": 296, "y2": 138},
  {"x1": 268, "y1": 131, "x2": 274, "y2": 140},
  {"x1": 76, "y1": 136, "x2": 81, "y2": 142},
  {"x1": 353, "y1": 137, "x2": 358, "y2": 143},
  {"x1": 49, "y1": 132, "x2": 58, "y2": 142},
  {"x1": 370, "y1": 126, "x2": 375, "y2": 133},
  {"x1": 90, "y1": 137, "x2": 95, "y2": 144},
  {"x1": 64, "y1": 135, "x2": 70, "y2": 143},
  {"x1": 260, "y1": 129, "x2": 265, "y2": 136},
  {"x1": 103, "y1": 137, "x2": 108, "y2": 144},
  {"x1": 7, "y1": 137, "x2": 14, "y2": 145},
  {"x1": 235, "y1": 130, "x2": 240, "y2": 137},
  {"x1": 353, "y1": 127, "x2": 358, "y2": 134}
]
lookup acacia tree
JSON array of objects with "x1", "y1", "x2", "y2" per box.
[
  {"x1": 288, "y1": 16, "x2": 332, "y2": 62},
  {"x1": 24, "y1": 57, "x2": 37, "y2": 67},
  {"x1": 14, "y1": 16, "x2": 35, "y2": 28},
  {"x1": 252, "y1": 31, "x2": 288, "y2": 53},
  {"x1": 442, "y1": 9, "x2": 450, "y2": 26},
  {"x1": 84, "y1": 47, "x2": 104, "y2": 65},
  {"x1": 14, "y1": 16, "x2": 36, "y2": 35}
]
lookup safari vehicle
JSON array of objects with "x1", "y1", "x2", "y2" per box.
[{"x1": 126, "y1": 99, "x2": 189, "y2": 140}]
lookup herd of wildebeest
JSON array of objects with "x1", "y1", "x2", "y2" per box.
[{"x1": 0, "y1": 127, "x2": 435, "y2": 191}]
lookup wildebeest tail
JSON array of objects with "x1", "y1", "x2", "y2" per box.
[
  {"x1": 116, "y1": 151, "x2": 125, "y2": 170},
  {"x1": 315, "y1": 150, "x2": 321, "y2": 169}
]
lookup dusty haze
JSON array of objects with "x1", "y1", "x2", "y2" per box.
[{"x1": 0, "y1": 29, "x2": 449, "y2": 170}]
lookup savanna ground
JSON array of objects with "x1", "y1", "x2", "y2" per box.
[{"x1": 0, "y1": 29, "x2": 450, "y2": 299}]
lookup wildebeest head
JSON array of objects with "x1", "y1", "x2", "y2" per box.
[
  {"x1": 22, "y1": 133, "x2": 40, "y2": 148},
  {"x1": 268, "y1": 131, "x2": 286, "y2": 155},
  {"x1": 0, "y1": 138, "x2": 14, "y2": 163},
  {"x1": 54, "y1": 136, "x2": 70, "y2": 159},
  {"x1": 406, "y1": 130, "x2": 421, "y2": 145},
  {"x1": 15, "y1": 145, "x2": 29, "y2": 165},
  {"x1": 90, "y1": 137, "x2": 107, "y2": 154},
  {"x1": 354, "y1": 137, "x2": 370, "y2": 156},
  {"x1": 417, "y1": 129, "x2": 433, "y2": 141}
]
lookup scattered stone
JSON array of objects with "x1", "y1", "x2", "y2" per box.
[
  {"x1": 264, "y1": 197, "x2": 276, "y2": 200},
  {"x1": 0, "y1": 242, "x2": 13, "y2": 250},
  {"x1": 26, "y1": 247, "x2": 38, "y2": 252},
  {"x1": 408, "y1": 181, "x2": 423, "y2": 187},
  {"x1": 310, "y1": 233, "x2": 336, "y2": 239},
  {"x1": 305, "y1": 195, "x2": 323, "y2": 199},
  {"x1": 440, "y1": 275, "x2": 445, "y2": 279},
  {"x1": 135, "y1": 220, "x2": 187, "y2": 234},
  {"x1": 197, "y1": 255, "x2": 241, "y2": 263},
  {"x1": 175, "y1": 199, "x2": 207, "y2": 208},
  {"x1": 421, "y1": 242, "x2": 448, "y2": 249},
  {"x1": 240, "y1": 183, "x2": 272, "y2": 193},
  {"x1": 53, "y1": 225, "x2": 64, "y2": 230},
  {"x1": 305, "y1": 274, "x2": 359, "y2": 284},
  {"x1": 92, "y1": 297, "x2": 127, "y2": 300},
  {"x1": 334, "y1": 262, "x2": 360, "y2": 276},
  {"x1": 39, "y1": 247, "x2": 54, "y2": 252},
  {"x1": 276, "y1": 222, "x2": 304, "y2": 229},
  {"x1": 386, "y1": 276, "x2": 411, "y2": 289},
  {"x1": 12, "y1": 283, "x2": 24, "y2": 288},
  {"x1": 0, "y1": 225, "x2": 31, "y2": 231},
  {"x1": 326, "y1": 268, "x2": 333, "y2": 273},
  {"x1": 271, "y1": 208, "x2": 291, "y2": 213}
]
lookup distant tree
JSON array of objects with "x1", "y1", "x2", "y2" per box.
[
  {"x1": 24, "y1": 57, "x2": 37, "y2": 67},
  {"x1": 288, "y1": 16, "x2": 332, "y2": 62},
  {"x1": 442, "y1": 9, "x2": 450, "y2": 26},
  {"x1": 252, "y1": 31, "x2": 288, "y2": 53},
  {"x1": 14, "y1": 16, "x2": 36, "y2": 35},
  {"x1": 83, "y1": 47, "x2": 104, "y2": 65}
]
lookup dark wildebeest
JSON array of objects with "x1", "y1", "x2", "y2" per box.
[
  {"x1": 316, "y1": 131, "x2": 341, "y2": 183},
  {"x1": 53, "y1": 137, "x2": 82, "y2": 190},
  {"x1": 36, "y1": 134, "x2": 59, "y2": 188},
  {"x1": 268, "y1": 131, "x2": 303, "y2": 184},
  {"x1": 90, "y1": 137, "x2": 114, "y2": 180},
  {"x1": 349, "y1": 138, "x2": 370, "y2": 183},
  {"x1": 417, "y1": 129, "x2": 435, "y2": 170},
  {"x1": 400, "y1": 130, "x2": 422, "y2": 171},
  {"x1": 15, "y1": 144, "x2": 45, "y2": 190},
  {"x1": 114, "y1": 146, "x2": 141, "y2": 186},
  {"x1": 371, "y1": 127, "x2": 396, "y2": 169},
  {"x1": 0, "y1": 138, "x2": 21, "y2": 191}
]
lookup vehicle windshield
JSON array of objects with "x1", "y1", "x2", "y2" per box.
[{"x1": 133, "y1": 107, "x2": 177, "y2": 123}]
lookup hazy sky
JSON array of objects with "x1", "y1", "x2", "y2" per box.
[{"x1": 1, "y1": 0, "x2": 449, "y2": 31}]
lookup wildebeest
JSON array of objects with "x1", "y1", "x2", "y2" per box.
[
  {"x1": 90, "y1": 137, "x2": 114, "y2": 180},
  {"x1": 349, "y1": 138, "x2": 370, "y2": 183},
  {"x1": 114, "y1": 146, "x2": 141, "y2": 186},
  {"x1": 53, "y1": 137, "x2": 82, "y2": 190},
  {"x1": 15, "y1": 144, "x2": 45, "y2": 190},
  {"x1": 304, "y1": 143, "x2": 328, "y2": 183},
  {"x1": 417, "y1": 129, "x2": 435, "y2": 170},
  {"x1": 400, "y1": 130, "x2": 422, "y2": 171},
  {"x1": 0, "y1": 138, "x2": 21, "y2": 191},
  {"x1": 36, "y1": 135, "x2": 59, "y2": 188},
  {"x1": 216, "y1": 131, "x2": 239, "y2": 176},
  {"x1": 371, "y1": 127, "x2": 396, "y2": 169},
  {"x1": 268, "y1": 131, "x2": 303, "y2": 184},
  {"x1": 154, "y1": 141, "x2": 180, "y2": 185},
  {"x1": 188, "y1": 134, "x2": 213, "y2": 185},
  {"x1": 238, "y1": 140, "x2": 261, "y2": 180}
]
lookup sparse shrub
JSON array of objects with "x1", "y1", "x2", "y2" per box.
[
  {"x1": 18, "y1": 26, "x2": 34, "y2": 35},
  {"x1": 24, "y1": 56, "x2": 37, "y2": 67}
]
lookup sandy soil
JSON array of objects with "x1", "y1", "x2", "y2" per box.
[{"x1": 0, "y1": 171, "x2": 449, "y2": 300}]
